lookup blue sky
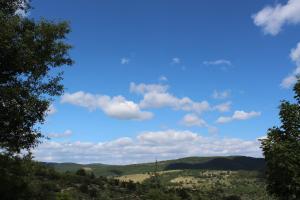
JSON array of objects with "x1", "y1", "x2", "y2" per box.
[{"x1": 31, "y1": 0, "x2": 300, "y2": 164}]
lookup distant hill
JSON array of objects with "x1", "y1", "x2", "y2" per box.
[
  {"x1": 165, "y1": 156, "x2": 265, "y2": 171},
  {"x1": 43, "y1": 156, "x2": 265, "y2": 176}
]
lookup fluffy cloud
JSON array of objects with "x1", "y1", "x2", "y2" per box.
[
  {"x1": 216, "y1": 110, "x2": 261, "y2": 124},
  {"x1": 253, "y1": 0, "x2": 300, "y2": 35},
  {"x1": 121, "y1": 57, "x2": 130, "y2": 64},
  {"x1": 130, "y1": 82, "x2": 210, "y2": 113},
  {"x1": 140, "y1": 92, "x2": 210, "y2": 113},
  {"x1": 61, "y1": 91, "x2": 153, "y2": 120},
  {"x1": 60, "y1": 83, "x2": 234, "y2": 121},
  {"x1": 130, "y1": 82, "x2": 233, "y2": 114},
  {"x1": 213, "y1": 101, "x2": 231, "y2": 112},
  {"x1": 45, "y1": 104, "x2": 57, "y2": 115},
  {"x1": 47, "y1": 130, "x2": 73, "y2": 138},
  {"x1": 212, "y1": 90, "x2": 230, "y2": 99},
  {"x1": 180, "y1": 113, "x2": 207, "y2": 127},
  {"x1": 33, "y1": 129, "x2": 261, "y2": 164},
  {"x1": 203, "y1": 59, "x2": 232, "y2": 66},
  {"x1": 281, "y1": 42, "x2": 300, "y2": 88},
  {"x1": 130, "y1": 82, "x2": 168, "y2": 94}
]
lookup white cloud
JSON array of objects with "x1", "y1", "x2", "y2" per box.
[
  {"x1": 60, "y1": 82, "x2": 232, "y2": 121},
  {"x1": 121, "y1": 57, "x2": 130, "y2": 64},
  {"x1": 257, "y1": 136, "x2": 267, "y2": 141},
  {"x1": 33, "y1": 129, "x2": 261, "y2": 164},
  {"x1": 213, "y1": 101, "x2": 231, "y2": 112},
  {"x1": 130, "y1": 82, "x2": 168, "y2": 95},
  {"x1": 180, "y1": 113, "x2": 207, "y2": 127},
  {"x1": 131, "y1": 82, "x2": 210, "y2": 113},
  {"x1": 47, "y1": 130, "x2": 73, "y2": 138},
  {"x1": 171, "y1": 57, "x2": 181, "y2": 64},
  {"x1": 212, "y1": 90, "x2": 230, "y2": 99},
  {"x1": 281, "y1": 42, "x2": 300, "y2": 88},
  {"x1": 137, "y1": 130, "x2": 198, "y2": 145},
  {"x1": 253, "y1": 0, "x2": 300, "y2": 36},
  {"x1": 281, "y1": 72, "x2": 299, "y2": 88},
  {"x1": 46, "y1": 104, "x2": 57, "y2": 115},
  {"x1": 290, "y1": 42, "x2": 300, "y2": 64},
  {"x1": 203, "y1": 59, "x2": 232, "y2": 66},
  {"x1": 216, "y1": 110, "x2": 261, "y2": 124},
  {"x1": 61, "y1": 91, "x2": 153, "y2": 120},
  {"x1": 208, "y1": 126, "x2": 219, "y2": 134},
  {"x1": 140, "y1": 91, "x2": 210, "y2": 113}
]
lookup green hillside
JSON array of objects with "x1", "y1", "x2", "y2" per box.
[{"x1": 44, "y1": 156, "x2": 265, "y2": 176}]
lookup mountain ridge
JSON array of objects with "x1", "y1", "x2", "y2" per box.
[{"x1": 42, "y1": 156, "x2": 265, "y2": 176}]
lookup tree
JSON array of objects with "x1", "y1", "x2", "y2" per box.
[
  {"x1": 76, "y1": 168, "x2": 87, "y2": 176},
  {"x1": 261, "y1": 79, "x2": 300, "y2": 199},
  {"x1": 0, "y1": 0, "x2": 73, "y2": 154}
]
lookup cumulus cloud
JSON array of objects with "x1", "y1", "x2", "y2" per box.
[
  {"x1": 130, "y1": 82, "x2": 210, "y2": 113},
  {"x1": 213, "y1": 101, "x2": 231, "y2": 112},
  {"x1": 60, "y1": 82, "x2": 233, "y2": 121},
  {"x1": 121, "y1": 57, "x2": 130, "y2": 64},
  {"x1": 130, "y1": 82, "x2": 233, "y2": 114},
  {"x1": 253, "y1": 0, "x2": 300, "y2": 35},
  {"x1": 180, "y1": 113, "x2": 207, "y2": 127},
  {"x1": 130, "y1": 82, "x2": 168, "y2": 94},
  {"x1": 47, "y1": 130, "x2": 73, "y2": 138},
  {"x1": 33, "y1": 129, "x2": 261, "y2": 164},
  {"x1": 141, "y1": 92, "x2": 210, "y2": 113},
  {"x1": 216, "y1": 110, "x2": 261, "y2": 124},
  {"x1": 61, "y1": 91, "x2": 153, "y2": 120},
  {"x1": 45, "y1": 104, "x2": 57, "y2": 115},
  {"x1": 281, "y1": 42, "x2": 300, "y2": 88},
  {"x1": 203, "y1": 59, "x2": 232, "y2": 66},
  {"x1": 212, "y1": 90, "x2": 230, "y2": 99}
]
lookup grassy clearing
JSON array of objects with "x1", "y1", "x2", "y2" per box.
[
  {"x1": 117, "y1": 173, "x2": 150, "y2": 183},
  {"x1": 116, "y1": 170, "x2": 182, "y2": 183}
]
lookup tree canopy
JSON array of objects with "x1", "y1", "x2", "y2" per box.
[
  {"x1": 261, "y1": 79, "x2": 300, "y2": 199},
  {"x1": 0, "y1": 0, "x2": 73, "y2": 154}
]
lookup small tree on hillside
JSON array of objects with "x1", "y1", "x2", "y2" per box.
[{"x1": 261, "y1": 79, "x2": 300, "y2": 199}]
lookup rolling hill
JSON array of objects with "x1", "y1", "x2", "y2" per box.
[{"x1": 43, "y1": 156, "x2": 265, "y2": 176}]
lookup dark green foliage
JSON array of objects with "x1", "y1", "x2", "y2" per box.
[
  {"x1": 0, "y1": 154, "x2": 61, "y2": 199},
  {"x1": 76, "y1": 168, "x2": 87, "y2": 176},
  {"x1": 165, "y1": 156, "x2": 265, "y2": 171},
  {"x1": 222, "y1": 195, "x2": 241, "y2": 200},
  {"x1": 261, "y1": 79, "x2": 300, "y2": 199},
  {"x1": 0, "y1": 0, "x2": 73, "y2": 154}
]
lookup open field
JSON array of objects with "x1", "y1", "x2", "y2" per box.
[{"x1": 116, "y1": 170, "x2": 182, "y2": 183}]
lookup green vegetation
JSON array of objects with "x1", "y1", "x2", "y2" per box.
[
  {"x1": 0, "y1": 155, "x2": 274, "y2": 200},
  {"x1": 0, "y1": 0, "x2": 72, "y2": 155},
  {"x1": 261, "y1": 79, "x2": 300, "y2": 199},
  {"x1": 47, "y1": 156, "x2": 265, "y2": 177}
]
